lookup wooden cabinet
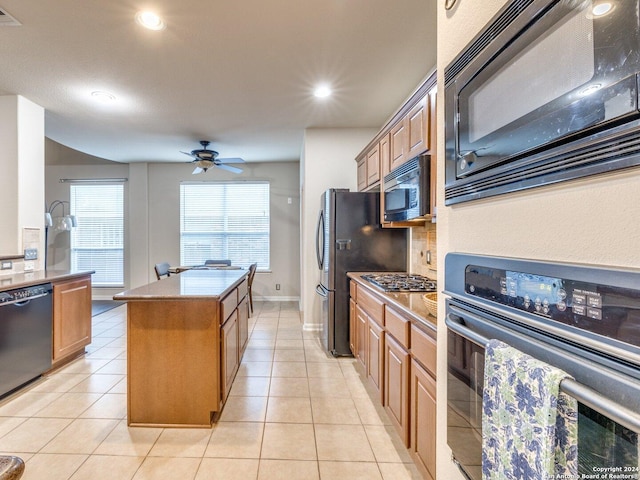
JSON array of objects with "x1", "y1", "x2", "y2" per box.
[
  {"x1": 349, "y1": 277, "x2": 437, "y2": 479},
  {"x1": 366, "y1": 316, "x2": 384, "y2": 402},
  {"x1": 390, "y1": 119, "x2": 408, "y2": 172},
  {"x1": 410, "y1": 358, "x2": 437, "y2": 480},
  {"x1": 349, "y1": 298, "x2": 356, "y2": 355},
  {"x1": 356, "y1": 145, "x2": 382, "y2": 192},
  {"x1": 385, "y1": 333, "x2": 410, "y2": 446},
  {"x1": 221, "y1": 310, "x2": 239, "y2": 400},
  {"x1": 380, "y1": 132, "x2": 391, "y2": 179},
  {"x1": 366, "y1": 144, "x2": 380, "y2": 186},
  {"x1": 52, "y1": 276, "x2": 92, "y2": 365},
  {"x1": 238, "y1": 295, "x2": 249, "y2": 354},
  {"x1": 407, "y1": 96, "x2": 430, "y2": 161},
  {"x1": 357, "y1": 156, "x2": 367, "y2": 191},
  {"x1": 355, "y1": 304, "x2": 367, "y2": 368}
]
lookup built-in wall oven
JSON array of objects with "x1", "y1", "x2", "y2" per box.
[
  {"x1": 444, "y1": 0, "x2": 640, "y2": 204},
  {"x1": 445, "y1": 253, "x2": 640, "y2": 480}
]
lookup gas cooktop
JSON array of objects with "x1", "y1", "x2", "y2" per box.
[{"x1": 361, "y1": 273, "x2": 437, "y2": 293}]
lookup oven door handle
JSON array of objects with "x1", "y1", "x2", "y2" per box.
[{"x1": 445, "y1": 310, "x2": 640, "y2": 434}]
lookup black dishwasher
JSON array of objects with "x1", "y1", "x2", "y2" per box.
[{"x1": 0, "y1": 283, "x2": 53, "y2": 398}]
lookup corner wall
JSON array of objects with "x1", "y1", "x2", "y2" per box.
[{"x1": 299, "y1": 127, "x2": 377, "y2": 329}]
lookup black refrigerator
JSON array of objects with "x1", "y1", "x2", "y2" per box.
[{"x1": 315, "y1": 189, "x2": 407, "y2": 356}]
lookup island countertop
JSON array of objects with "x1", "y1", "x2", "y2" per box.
[{"x1": 113, "y1": 268, "x2": 248, "y2": 301}]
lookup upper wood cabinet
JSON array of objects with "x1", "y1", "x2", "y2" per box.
[
  {"x1": 407, "y1": 95, "x2": 430, "y2": 161},
  {"x1": 389, "y1": 120, "x2": 408, "y2": 173},
  {"x1": 356, "y1": 144, "x2": 382, "y2": 192}
]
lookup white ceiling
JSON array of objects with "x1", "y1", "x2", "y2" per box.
[{"x1": 0, "y1": 1, "x2": 436, "y2": 164}]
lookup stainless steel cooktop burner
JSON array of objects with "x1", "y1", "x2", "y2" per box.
[{"x1": 361, "y1": 273, "x2": 437, "y2": 292}]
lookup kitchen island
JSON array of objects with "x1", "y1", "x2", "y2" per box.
[{"x1": 113, "y1": 268, "x2": 249, "y2": 428}]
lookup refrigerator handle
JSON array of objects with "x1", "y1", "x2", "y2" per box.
[
  {"x1": 315, "y1": 209, "x2": 325, "y2": 269},
  {"x1": 315, "y1": 284, "x2": 329, "y2": 297}
]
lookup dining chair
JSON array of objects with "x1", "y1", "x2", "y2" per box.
[
  {"x1": 204, "y1": 259, "x2": 232, "y2": 267},
  {"x1": 247, "y1": 263, "x2": 257, "y2": 313},
  {"x1": 154, "y1": 262, "x2": 171, "y2": 280}
]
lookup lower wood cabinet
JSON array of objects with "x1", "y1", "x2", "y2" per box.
[
  {"x1": 349, "y1": 298, "x2": 356, "y2": 355},
  {"x1": 410, "y1": 358, "x2": 437, "y2": 480},
  {"x1": 221, "y1": 310, "x2": 239, "y2": 400},
  {"x1": 385, "y1": 333, "x2": 410, "y2": 446},
  {"x1": 238, "y1": 295, "x2": 249, "y2": 353},
  {"x1": 355, "y1": 304, "x2": 367, "y2": 368},
  {"x1": 366, "y1": 317, "x2": 384, "y2": 403},
  {"x1": 52, "y1": 276, "x2": 92, "y2": 365}
]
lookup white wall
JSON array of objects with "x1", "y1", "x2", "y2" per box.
[
  {"x1": 46, "y1": 159, "x2": 301, "y2": 301},
  {"x1": 299, "y1": 127, "x2": 377, "y2": 329},
  {"x1": 436, "y1": 1, "x2": 640, "y2": 478},
  {"x1": 0, "y1": 95, "x2": 45, "y2": 267}
]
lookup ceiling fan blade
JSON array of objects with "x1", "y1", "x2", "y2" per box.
[
  {"x1": 216, "y1": 157, "x2": 245, "y2": 164},
  {"x1": 192, "y1": 166, "x2": 204, "y2": 175},
  {"x1": 216, "y1": 164, "x2": 243, "y2": 174},
  {"x1": 181, "y1": 151, "x2": 198, "y2": 160}
]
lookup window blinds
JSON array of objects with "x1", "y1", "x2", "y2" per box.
[
  {"x1": 70, "y1": 184, "x2": 124, "y2": 287},
  {"x1": 180, "y1": 182, "x2": 270, "y2": 269}
]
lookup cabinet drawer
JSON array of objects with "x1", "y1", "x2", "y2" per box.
[
  {"x1": 357, "y1": 285, "x2": 384, "y2": 325},
  {"x1": 221, "y1": 288, "x2": 238, "y2": 324},
  {"x1": 385, "y1": 306, "x2": 409, "y2": 349},
  {"x1": 411, "y1": 324, "x2": 436, "y2": 377},
  {"x1": 237, "y1": 278, "x2": 248, "y2": 299}
]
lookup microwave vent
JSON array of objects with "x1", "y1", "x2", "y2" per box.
[
  {"x1": 445, "y1": 0, "x2": 535, "y2": 86},
  {"x1": 0, "y1": 6, "x2": 21, "y2": 26},
  {"x1": 445, "y1": 127, "x2": 640, "y2": 204}
]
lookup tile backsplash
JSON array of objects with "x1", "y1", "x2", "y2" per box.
[{"x1": 409, "y1": 221, "x2": 437, "y2": 279}]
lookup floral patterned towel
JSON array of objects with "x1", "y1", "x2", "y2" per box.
[{"x1": 482, "y1": 339, "x2": 578, "y2": 480}]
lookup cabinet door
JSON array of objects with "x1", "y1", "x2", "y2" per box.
[
  {"x1": 410, "y1": 359, "x2": 437, "y2": 480},
  {"x1": 357, "y1": 156, "x2": 367, "y2": 191},
  {"x1": 53, "y1": 277, "x2": 92, "y2": 363},
  {"x1": 407, "y1": 96, "x2": 430, "y2": 160},
  {"x1": 385, "y1": 334, "x2": 410, "y2": 446},
  {"x1": 379, "y1": 133, "x2": 391, "y2": 179},
  {"x1": 221, "y1": 310, "x2": 239, "y2": 401},
  {"x1": 390, "y1": 119, "x2": 407, "y2": 172},
  {"x1": 366, "y1": 317, "x2": 384, "y2": 402},
  {"x1": 349, "y1": 298, "x2": 356, "y2": 356},
  {"x1": 355, "y1": 305, "x2": 367, "y2": 369},
  {"x1": 238, "y1": 296, "x2": 249, "y2": 355},
  {"x1": 366, "y1": 144, "x2": 380, "y2": 186}
]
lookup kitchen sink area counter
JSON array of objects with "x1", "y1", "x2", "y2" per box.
[
  {"x1": 114, "y1": 268, "x2": 250, "y2": 428},
  {"x1": 0, "y1": 269, "x2": 94, "y2": 292}
]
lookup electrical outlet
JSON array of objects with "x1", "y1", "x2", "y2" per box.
[
  {"x1": 426, "y1": 250, "x2": 432, "y2": 265},
  {"x1": 275, "y1": 284, "x2": 281, "y2": 290},
  {"x1": 1, "y1": 261, "x2": 12, "y2": 270},
  {"x1": 24, "y1": 261, "x2": 35, "y2": 272},
  {"x1": 24, "y1": 248, "x2": 38, "y2": 260}
]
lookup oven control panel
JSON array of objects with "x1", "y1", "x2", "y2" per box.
[{"x1": 464, "y1": 265, "x2": 640, "y2": 347}]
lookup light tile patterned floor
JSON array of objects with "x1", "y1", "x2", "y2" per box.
[{"x1": 0, "y1": 301, "x2": 421, "y2": 479}]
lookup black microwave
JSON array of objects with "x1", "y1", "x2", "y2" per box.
[
  {"x1": 383, "y1": 155, "x2": 430, "y2": 222},
  {"x1": 445, "y1": 0, "x2": 640, "y2": 205}
]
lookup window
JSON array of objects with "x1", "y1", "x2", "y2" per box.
[
  {"x1": 70, "y1": 184, "x2": 124, "y2": 287},
  {"x1": 180, "y1": 182, "x2": 270, "y2": 269}
]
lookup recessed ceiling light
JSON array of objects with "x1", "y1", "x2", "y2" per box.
[
  {"x1": 91, "y1": 91, "x2": 116, "y2": 103},
  {"x1": 313, "y1": 85, "x2": 332, "y2": 98},
  {"x1": 135, "y1": 11, "x2": 165, "y2": 30},
  {"x1": 592, "y1": 3, "x2": 613, "y2": 16}
]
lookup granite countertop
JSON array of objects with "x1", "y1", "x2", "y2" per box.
[
  {"x1": 0, "y1": 269, "x2": 94, "y2": 292},
  {"x1": 114, "y1": 268, "x2": 248, "y2": 301},
  {"x1": 348, "y1": 272, "x2": 437, "y2": 336}
]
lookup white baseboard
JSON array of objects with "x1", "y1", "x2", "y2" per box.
[{"x1": 303, "y1": 323, "x2": 322, "y2": 332}]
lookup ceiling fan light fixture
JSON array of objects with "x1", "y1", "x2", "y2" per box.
[{"x1": 135, "y1": 11, "x2": 165, "y2": 31}]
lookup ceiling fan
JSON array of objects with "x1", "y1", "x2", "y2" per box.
[{"x1": 181, "y1": 141, "x2": 245, "y2": 175}]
